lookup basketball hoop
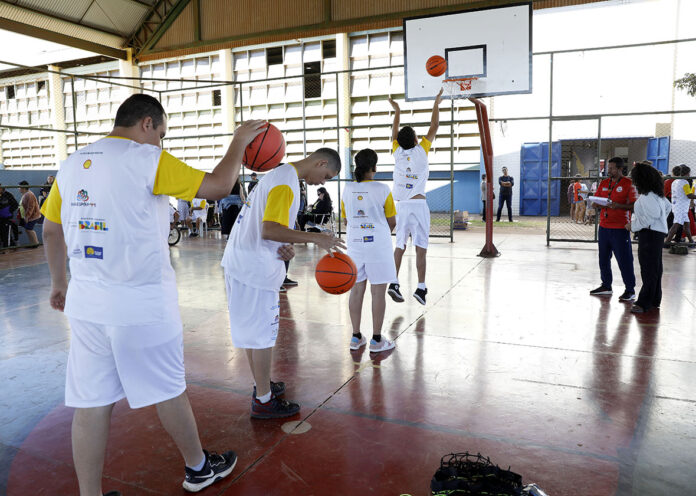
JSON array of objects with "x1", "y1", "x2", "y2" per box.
[{"x1": 443, "y1": 77, "x2": 479, "y2": 99}]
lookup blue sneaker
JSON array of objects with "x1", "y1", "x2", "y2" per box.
[
  {"x1": 252, "y1": 381, "x2": 286, "y2": 397},
  {"x1": 251, "y1": 395, "x2": 300, "y2": 419},
  {"x1": 369, "y1": 338, "x2": 396, "y2": 353},
  {"x1": 350, "y1": 335, "x2": 367, "y2": 350}
]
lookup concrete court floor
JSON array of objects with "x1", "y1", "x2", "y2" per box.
[{"x1": 1, "y1": 227, "x2": 695, "y2": 496}]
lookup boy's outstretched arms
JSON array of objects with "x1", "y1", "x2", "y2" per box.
[
  {"x1": 425, "y1": 88, "x2": 444, "y2": 143},
  {"x1": 388, "y1": 96, "x2": 400, "y2": 143}
]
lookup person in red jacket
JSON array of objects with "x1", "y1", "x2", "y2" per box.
[{"x1": 589, "y1": 157, "x2": 637, "y2": 302}]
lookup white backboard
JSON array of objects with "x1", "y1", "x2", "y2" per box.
[{"x1": 403, "y1": 3, "x2": 532, "y2": 101}]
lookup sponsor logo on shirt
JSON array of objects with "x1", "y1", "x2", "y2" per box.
[
  {"x1": 356, "y1": 210, "x2": 366, "y2": 217},
  {"x1": 360, "y1": 223, "x2": 375, "y2": 229},
  {"x1": 407, "y1": 157, "x2": 411, "y2": 161},
  {"x1": 406, "y1": 174, "x2": 418, "y2": 179},
  {"x1": 71, "y1": 248, "x2": 82, "y2": 257},
  {"x1": 406, "y1": 167, "x2": 411, "y2": 172},
  {"x1": 616, "y1": 186, "x2": 623, "y2": 192},
  {"x1": 357, "y1": 195, "x2": 364, "y2": 201},
  {"x1": 406, "y1": 184, "x2": 414, "y2": 189},
  {"x1": 84, "y1": 245, "x2": 103, "y2": 259},
  {"x1": 71, "y1": 189, "x2": 96, "y2": 207},
  {"x1": 363, "y1": 236, "x2": 374, "y2": 242},
  {"x1": 82, "y1": 159, "x2": 92, "y2": 169},
  {"x1": 79, "y1": 219, "x2": 108, "y2": 231}
]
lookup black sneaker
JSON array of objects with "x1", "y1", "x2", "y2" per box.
[
  {"x1": 589, "y1": 285, "x2": 612, "y2": 296},
  {"x1": 413, "y1": 287, "x2": 427, "y2": 305},
  {"x1": 618, "y1": 291, "x2": 636, "y2": 302},
  {"x1": 251, "y1": 394, "x2": 300, "y2": 419},
  {"x1": 189, "y1": 230, "x2": 199, "y2": 238},
  {"x1": 387, "y1": 283, "x2": 404, "y2": 303},
  {"x1": 253, "y1": 381, "x2": 286, "y2": 397},
  {"x1": 183, "y1": 450, "x2": 237, "y2": 492},
  {"x1": 283, "y1": 277, "x2": 298, "y2": 286}
]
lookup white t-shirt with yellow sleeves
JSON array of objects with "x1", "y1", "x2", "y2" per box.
[
  {"x1": 221, "y1": 163, "x2": 300, "y2": 291},
  {"x1": 40, "y1": 136, "x2": 205, "y2": 326},
  {"x1": 191, "y1": 198, "x2": 207, "y2": 220},
  {"x1": 341, "y1": 180, "x2": 396, "y2": 264},
  {"x1": 392, "y1": 137, "x2": 431, "y2": 201}
]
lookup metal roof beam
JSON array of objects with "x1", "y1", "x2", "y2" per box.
[
  {"x1": 128, "y1": 0, "x2": 191, "y2": 57},
  {"x1": 0, "y1": 17, "x2": 128, "y2": 60}
]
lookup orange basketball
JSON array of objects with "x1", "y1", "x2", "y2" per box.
[
  {"x1": 315, "y1": 252, "x2": 357, "y2": 295},
  {"x1": 243, "y1": 122, "x2": 286, "y2": 172},
  {"x1": 426, "y1": 55, "x2": 447, "y2": 77}
]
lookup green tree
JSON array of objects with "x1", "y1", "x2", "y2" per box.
[{"x1": 674, "y1": 73, "x2": 696, "y2": 97}]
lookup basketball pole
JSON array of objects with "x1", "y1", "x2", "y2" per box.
[{"x1": 470, "y1": 97, "x2": 500, "y2": 258}]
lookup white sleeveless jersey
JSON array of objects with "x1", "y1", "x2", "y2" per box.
[
  {"x1": 341, "y1": 181, "x2": 396, "y2": 264},
  {"x1": 221, "y1": 163, "x2": 300, "y2": 291},
  {"x1": 50, "y1": 137, "x2": 203, "y2": 325},
  {"x1": 392, "y1": 138, "x2": 431, "y2": 201}
]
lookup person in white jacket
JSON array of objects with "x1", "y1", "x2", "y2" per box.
[{"x1": 627, "y1": 161, "x2": 672, "y2": 313}]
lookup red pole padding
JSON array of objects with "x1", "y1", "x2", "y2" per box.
[{"x1": 469, "y1": 97, "x2": 500, "y2": 258}]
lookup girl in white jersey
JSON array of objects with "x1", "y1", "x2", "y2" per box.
[{"x1": 342, "y1": 149, "x2": 398, "y2": 353}]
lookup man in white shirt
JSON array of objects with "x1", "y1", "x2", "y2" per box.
[
  {"x1": 41, "y1": 94, "x2": 273, "y2": 494},
  {"x1": 190, "y1": 197, "x2": 207, "y2": 237},
  {"x1": 664, "y1": 165, "x2": 696, "y2": 246},
  {"x1": 386, "y1": 89, "x2": 442, "y2": 306}
]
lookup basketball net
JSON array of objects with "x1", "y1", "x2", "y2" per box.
[{"x1": 443, "y1": 77, "x2": 478, "y2": 99}]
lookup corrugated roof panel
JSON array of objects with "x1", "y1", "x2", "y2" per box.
[
  {"x1": 15, "y1": 0, "x2": 93, "y2": 23},
  {"x1": 80, "y1": 0, "x2": 150, "y2": 38},
  {"x1": 201, "y1": 0, "x2": 325, "y2": 40},
  {"x1": 155, "y1": 1, "x2": 196, "y2": 50},
  {"x1": 0, "y1": 2, "x2": 124, "y2": 48}
]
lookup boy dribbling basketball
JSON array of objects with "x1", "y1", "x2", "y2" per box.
[
  {"x1": 387, "y1": 89, "x2": 443, "y2": 305},
  {"x1": 221, "y1": 147, "x2": 345, "y2": 419},
  {"x1": 342, "y1": 149, "x2": 397, "y2": 353}
]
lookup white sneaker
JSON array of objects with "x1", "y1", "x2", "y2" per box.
[
  {"x1": 369, "y1": 338, "x2": 396, "y2": 353},
  {"x1": 350, "y1": 335, "x2": 367, "y2": 350}
]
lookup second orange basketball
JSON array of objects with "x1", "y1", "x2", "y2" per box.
[
  {"x1": 426, "y1": 55, "x2": 447, "y2": 77},
  {"x1": 315, "y1": 252, "x2": 357, "y2": 295}
]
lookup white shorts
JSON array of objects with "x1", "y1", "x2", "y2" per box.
[
  {"x1": 66, "y1": 317, "x2": 185, "y2": 409},
  {"x1": 354, "y1": 259, "x2": 397, "y2": 285},
  {"x1": 224, "y1": 274, "x2": 280, "y2": 349},
  {"x1": 673, "y1": 206, "x2": 690, "y2": 225},
  {"x1": 192, "y1": 210, "x2": 206, "y2": 222},
  {"x1": 395, "y1": 199, "x2": 430, "y2": 250}
]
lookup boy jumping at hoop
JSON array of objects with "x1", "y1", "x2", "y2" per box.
[{"x1": 387, "y1": 89, "x2": 443, "y2": 305}]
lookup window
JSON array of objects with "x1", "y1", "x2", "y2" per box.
[
  {"x1": 6, "y1": 85, "x2": 15, "y2": 99},
  {"x1": 37, "y1": 81, "x2": 46, "y2": 93},
  {"x1": 266, "y1": 47, "x2": 283, "y2": 66},
  {"x1": 212, "y1": 89, "x2": 221, "y2": 106},
  {"x1": 303, "y1": 61, "x2": 321, "y2": 99},
  {"x1": 322, "y1": 39, "x2": 336, "y2": 59}
]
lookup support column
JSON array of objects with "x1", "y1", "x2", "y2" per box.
[
  {"x1": 118, "y1": 48, "x2": 140, "y2": 98},
  {"x1": 336, "y1": 33, "x2": 351, "y2": 179},
  {"x1": 48, "y1": 65, "x2": 67, "y2": 166},
  {"x1": 219, "y1": 49, "x2": 236, "y2": 137},
  {"x1": 118, "y1": 48, "x2": 141, "y2": 96},
  {"x1": 219, "y1": 48, "x2": 238, "y2": 178}
]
